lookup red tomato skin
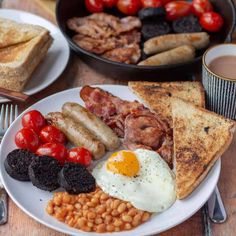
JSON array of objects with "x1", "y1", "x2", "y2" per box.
[
  {"x1": 85, "y1": 0, "x2": 104, "y2": 13},
  {"x1": 36, "y1": 143, "x2": 67, "y2": 164},
  {"x1": 165, "y1": 1, "x2": 192, "y2": 21},
  {"x1": 161, "y1": 0, "x2": 175, "y2": 5},
  {"x1": 200, "y1": 12, "x2": 223, "y2": 32},
  {"x1": 117, "y1": 0, "x2": 141, "y2": 15},
  {"x1": 191, "y1": 0, "x2": 213, "y2": 17},
  {"x1": 102, "y1": 0, "x2": 117, "y2": 8},
  {"x1": 15, "y1": 128, "x2": 40, "y2": 152},
  {"x1": 67, "y1": 147, "x2": 92, "y2": 167},
  {"x1": 141, "y1": 0, "x2": 162, "y2": 8},
  {"x1": 22, "y1": 110, "x2": 46, "y2": 134},
  {"x1": 39, "y1": 126, "x2": 66, "y2": 144}
]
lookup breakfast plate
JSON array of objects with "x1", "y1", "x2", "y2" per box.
[
  {"x1": 0, "y1": 85, "x2": 221, "y2": 235},
  {"x1": 0, "y1": 9, "x2": 70, "y2": 103}
]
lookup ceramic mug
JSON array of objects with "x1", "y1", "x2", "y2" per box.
[{"x1": 202, "y1": 44, "x2": 236, "y2": 119}]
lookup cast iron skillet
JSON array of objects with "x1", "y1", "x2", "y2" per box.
[{"x1": 56, "y1": 0, "x2": 236, "y2": 80}]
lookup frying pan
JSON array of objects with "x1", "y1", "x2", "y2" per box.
[{"x1": 56, "y1": 0, "x2": 236, "y2": 80}]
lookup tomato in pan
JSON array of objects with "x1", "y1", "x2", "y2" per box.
[
  {"x1": 200, "y1": 12, "x2": 223, "y2": 32},
  {"x1": 165, "y1": 1, "x2": 192, "y2": 21},
  {"x1": 117, "y1": 0, "x2": 141, "y2": 15}
]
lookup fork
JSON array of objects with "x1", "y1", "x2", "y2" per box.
[{"x1": 0, "y1": 104, "x2": 18, "y2": 225}]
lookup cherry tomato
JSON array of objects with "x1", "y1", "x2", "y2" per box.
[
  {"x1": 141, "y1": 0, "x2": 162, "y2": 8},
  {"x1": 67, "y1": 147, "x2": 92, "y2": 167},
  {"x1": 165, "y1": 1, "x2": 192, "y2": 21},
  {"x1": 36, "y1": 143, "x2": 67, "y2": 164},
  {"x1": 39, "y1": 125, "x2": 66, "y2": 144},
  {"x1": 22, "y1": 110, "x2": 46, "y2": 134},
  {"x1": 15, "y1": 128, "x2": 40, "y2": 152},
  {"x1": 161, "y1": 0, "x2": 175, "y2": 5},
  {"x1": 102, "y1": 0, "x2": 117, "y2": 8},
  {"x1": 191, "y1": 0, "x2": 213, "y2": 17},
  {"x1": 117, "y1": 0, "x2": 141, "y2": 15},
  {"x1": 200, "y1": 12, "x2": 223, "y2": 32},
  {"x1": 85, "y1": 0, "x2": 104, "y2": 13}
]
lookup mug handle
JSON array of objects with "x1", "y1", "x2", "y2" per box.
[{"x1": 226, "y1": 0, "x2": 236, "y2": 43}]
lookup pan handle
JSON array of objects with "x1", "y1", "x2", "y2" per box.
[{"x1": 226, "y1": 0, "x2": 236, "y2": 43}]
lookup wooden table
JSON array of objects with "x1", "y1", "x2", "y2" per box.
[{"x1": 1, "y1": 1, "x2": 236, "y2": 235}]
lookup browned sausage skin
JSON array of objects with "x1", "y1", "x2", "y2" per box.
[
  {"x1": 46, "y1": 112, "x2": 105, "y2": 160},
  {"x1": 62, "y1": 102, "x2": 120, "y2": 151}
]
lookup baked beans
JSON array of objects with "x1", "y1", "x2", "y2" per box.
[{"x1": 46, "y1": 187, "x2": 151, "y2": 233}]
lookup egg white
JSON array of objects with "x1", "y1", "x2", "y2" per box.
[{"x1": 92, "y1": 149, "x2": 176, "y2": 213}]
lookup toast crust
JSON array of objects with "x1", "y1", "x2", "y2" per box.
[{"x1": 172, "y1": 98, "x2": 235, "y2": 199}]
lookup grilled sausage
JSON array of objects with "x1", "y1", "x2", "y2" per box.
[
  {"x1": 62, "y1": 102, "x2": 120, "y2": 151},
  {"x1": 144, "y1": 32, "x2": 209, "y2": 55},
  {"x1": 139, "y1": 45, "x2": 195, "y2": 66},
  {"x1": 46, "y1": 112, "x2": 105, "y2": 160}
]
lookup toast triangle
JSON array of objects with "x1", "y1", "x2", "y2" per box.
[
  {"x1": 0, "y1": 32, "x2": 52, "y2": 91},
  {"x1": 172, "y1": 98, "x2": 235, "y2": 199},
  {"x1": 128, "y1": 81, "x2": 205, "y2": 127},
  {"x1": 0, "y1": 17, "x2": 48, "y2": 49}
]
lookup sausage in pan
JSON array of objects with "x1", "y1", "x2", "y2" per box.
[
  {"x1": 138, "y1": 45, "x2": 195, "y2": 66},
  {"x1": 144, "y1": 32, "x2": 209, "y2": 55}
]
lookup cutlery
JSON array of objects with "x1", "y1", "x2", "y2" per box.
[
  {"x1": 207, "y1": 186, "x2": 227, "y2": 223},
  {"x1": 0, "y1": 88, "x2": 29, "y2": 103},
  {"x1": 0, "y1": 104, "x2": 18, "y2": 225}
]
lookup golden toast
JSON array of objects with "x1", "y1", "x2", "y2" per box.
[
  {"x1": 128, "y1": 81, "x2": 205, "y2": 127},
  {"x1": 0, "y1": 18, "x2": 53, "y2": 91},
  {"x1": 172, "y1": 98, "x2": 235, "y2": 199},
  {"x1": 0, "y1": 17, "x2": 48, "y2": 49}
]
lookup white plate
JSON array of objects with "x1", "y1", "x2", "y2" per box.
[
  {"x1": 0, "y1": 9, "x2": 70, "y2": 103},
  {"x1": 0, "y1": 85, "x2": 220, "y2": 236}
]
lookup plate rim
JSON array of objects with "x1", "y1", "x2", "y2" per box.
[
  {"x1": 0, "y1": 85, "x2": 221, "y2": 236},
  {"x1": 0, "y1": 8, "x2": 70, "y2": 100}
]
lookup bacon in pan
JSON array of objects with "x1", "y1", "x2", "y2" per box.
[
  {"x1": 67, "y1": 13, "x2": 141, "y2": 39},
  {"x1": 67, "y1": 13, "x2": 141, "y2": 64}
]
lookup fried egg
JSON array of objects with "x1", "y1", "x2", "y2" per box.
[{"x1": 92, "y1": 149, "x2": 176, "y2": 213}]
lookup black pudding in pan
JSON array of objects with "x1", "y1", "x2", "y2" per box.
[
  {"x1": 4, "y1": 149, "x2": 36, "y2": 181},
  {"x1": 28, "y1": 156, "x2": 62, "y2": 191},
  {"x1": 172, "y1": 15, "x2": 202, "y2": 33},
  {"x1": 141, "y1": 19, "x2": 171, "y2": 41},
  {"x1": 138, "y1": 7, "x2": 166, "y2": 21},
  {"x1": 59, "y1": 162, "x2": 96, "y2": 194}
]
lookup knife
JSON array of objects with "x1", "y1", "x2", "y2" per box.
[
  {"x1": 0, "y1": 183, "x2": 7, "y2": 225},
  {"x1": 207, "y1": 186, "x2": 227, "y2": 223}
]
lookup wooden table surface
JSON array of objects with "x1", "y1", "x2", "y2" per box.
[{"x1": 1, "y1": 1, "x2": 236, "y2": 235}]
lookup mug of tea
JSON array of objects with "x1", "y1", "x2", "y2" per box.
[{"x1": 202, "y1": 44, "x2": 236, "y2": 119}]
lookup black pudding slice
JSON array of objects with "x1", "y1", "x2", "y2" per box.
[
  {"x1": 59, "y1": 163, "x2": 96, "y2": 194},
  {"x1": 28, "y1": 156, "x2": 62, "y2": 191},
  {"x1": 4, "y1": 149, "x2": 36, "y2": 181},
  {"x1": 138, "y1": 7, "x2": 166, "y2": 21},
  {"x1": 142, "y1": 20, "x2": 171, "y2": 41},
  {"x1": 172, "y1": 15, "x2": 202, "y2": 33}
]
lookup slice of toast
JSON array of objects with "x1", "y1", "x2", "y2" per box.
[
  {"x1": 172, "y1": 98, "x2": 235, "y2": 199},
  {"x1": 128, "y1": 81, "x2": 205, "y2": 127},
  {"x1": 0, "y1": 32, "x2": 53, "y2": 91},
  {"x1": 0, "y1": 17, "x2": 48, "y2": 49}
]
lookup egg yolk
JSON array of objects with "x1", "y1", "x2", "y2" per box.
[{"x1": 106, "y1": 150, "x2": 140, "y2": 177}]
